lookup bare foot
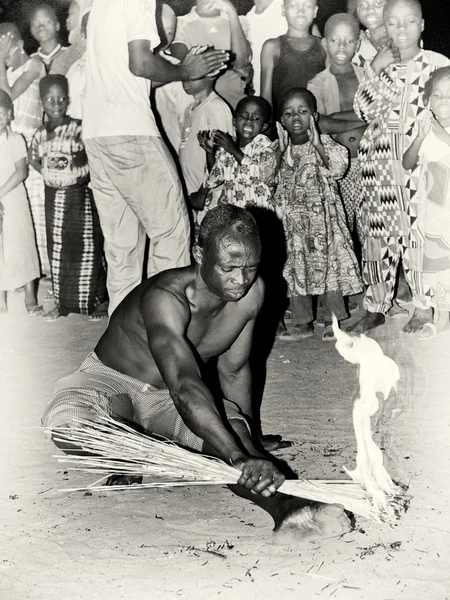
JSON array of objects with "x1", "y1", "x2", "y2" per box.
[
  {"x1": 386, "y1": 300, "x2": 408, "y2": 319},
  {"x1": 346, "y1": 311, "x2": 385, "y2": 334},
  {"x1": 278, "y1": 322, "x2": 314, "y2": 340},
  {"x1": 261, "y1": 433, "x2": 293, "y2": 451},
  {"x1": 274, "y1": 502, "x2": 352, "y2": 542},
  {"x1": 402, "y1": 307, "x2": 432, "y2": 334}
]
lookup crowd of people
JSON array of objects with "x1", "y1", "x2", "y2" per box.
[
  {"x1": 0, "y1": 0, "x2": 448, "y2": 538},
  {"x1": 1, "y1": 0, "x2": 448, "y2": 339},
  {"x1": 0, "y1": 0, "x2": 448, "y2": 337}
]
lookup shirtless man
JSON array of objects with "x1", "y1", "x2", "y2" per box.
[{"x1": 42, "y1": 205, "x2": 351, "y2": 541}]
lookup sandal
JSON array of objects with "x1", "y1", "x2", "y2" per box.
[
  {"x1": 322, "y1": 324, "x2": 336, "y2": 342},
  {"x1": 416, "y1": 322, "x2": 437, "y2": 340},
  {"x1": 44, "y1": 307, "x2": 65, "y2": 321},
  {"x1": 278, "y1": 324, "x2": 314, "y2": 340},
  {"x1": 26, "y1": 304, "x2": 44, "y2": 317}
]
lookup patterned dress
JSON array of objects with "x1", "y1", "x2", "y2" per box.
[
  {"x1": 30, "y1": 117, "x2": 107, "y2": 315},
  {"x1": 274, "y1": 137, "x2": 362, "y2": 298},
  {"x1": 204, "y1": 134, "x2": 277, "y2": 211},
  {"x1": 354, "y1": 51, "x2": 450, "y2": 315}
]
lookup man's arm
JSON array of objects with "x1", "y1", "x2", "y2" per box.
[
  {"x1": 217, "y1": 0, "x2": 251, "y2": 70},
  {"x1": 128, "y1": 40, "x2": 227, "y2": 82},
  {"x1": 318, "y1": 113, "x2": 364, "y2": 134},
  {"x1": 142, "y1": 286, "x2": 284, "y2": 495},
  {"x1": 260, "y1": 38, "x2": 279, "y2": 107}
]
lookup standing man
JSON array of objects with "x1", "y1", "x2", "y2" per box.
[{"x1": 83, "y1": 0, "x2": 229, "y2": 314}]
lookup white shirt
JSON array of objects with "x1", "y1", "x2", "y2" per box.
[
  {"x1": 244, "y1": 0, "x2": 287, "y2": 95},
  {"x1": 83, "y1": 0, "x2": 161, "y2": 139}
]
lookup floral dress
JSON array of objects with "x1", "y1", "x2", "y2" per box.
[
  {"x1": 274, "y1": 137, "x2": 362, "y2": 298},
  {"x1": 204, "y1": 134, "x2": 277, "y2": 210}
]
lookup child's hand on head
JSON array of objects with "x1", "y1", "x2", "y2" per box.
[
  {"x1": 197, "y1": 130, "x2": 215, "y2": 154},
  {"x1": 212, "y1": 130, "x2": 238, "y2": 154},
  {"x1": 276, "y1": 122, "x2": 289, "y2": 154},
  {"x1": 307, "y1": 115, "x2": 321, "y2": 147},
  {"x1": 371, "y1": 39, "x2": 401, "y2": 75},
  {"x1": 0, "y1": 33, "x2": 13, "y2": 61}
]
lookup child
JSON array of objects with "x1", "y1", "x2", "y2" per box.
[
  {"x1": 0, "y1": 23, "x2": 49, "y2": 275},
  {"x1": 171, "y1": 0, "x2": 251, "y2": 109},
  {"x1": 179, "y1": 72, "x2": 233, "y2": 204},
  {"x1": 403, "y1": 67, "x2": 450, "y2": 339},
  {"x1": 0, "y1": 90, "x2": 42, "y2": 316},
  {"x1": 348, "y1": 0, "x2": 450, "y2": 335},
  {"x1": 29, "y1": 3, "x2": 67, "y2": 74},
  {"x1": 348, "y1": 0, "x2": 389, "y2": 67},
  {"x1": 29, "y1": 75, "x2": 107, "y2": 321},
  {"x1": 307, "y1": 13, "x2": 366, "y2": 238},
  {"x1": 274, "y1": 88, "x2": 362, "y2": 341},
  {"x1": 195, "y1": 96, "x2": 277, "y2": 215},
  {"x1": 260, "y1": 0, "x2": 326, "y2": 117}
]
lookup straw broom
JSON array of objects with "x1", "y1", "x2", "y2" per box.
[{"x1": 51, "y1": 414, "x2": 404, "y2": 523}]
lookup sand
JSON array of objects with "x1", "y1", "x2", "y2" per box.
[{"x1": 1, "y1": 286, "x2": 450, "y2": 600}]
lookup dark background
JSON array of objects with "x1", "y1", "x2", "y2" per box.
[{"x1": 0, "y1": 0, "x2": 447, "y2": 56}]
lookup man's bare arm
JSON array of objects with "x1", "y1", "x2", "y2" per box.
[
  {"x1": 141, "y1": 287, "x2": 284, "y2": 495},
  {"x1": 260, "y1": 38, "x2": 279, "y2": 107},
  {"x1": 128, "y1": 40, "x2": 228, "y2": 82},
  {"x1": 318, "y1": 113, "x2": 364, "y2": 134}
]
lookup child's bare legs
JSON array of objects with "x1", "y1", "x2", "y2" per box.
[
  {"x1": 24, "y1": 279, "x2": 39, "y2": 309},
  {"x1": 0, "y1": 290, "x2": 7, "y2": 314}
]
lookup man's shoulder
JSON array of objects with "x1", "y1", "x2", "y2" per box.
[
  {"x1": 140, "y1": 268, "x2": 192, "y2": 312},
  {"x1": 240, "y1": 276, "x2": 265, "y2": 316}
]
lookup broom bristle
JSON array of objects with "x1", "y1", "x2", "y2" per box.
[{"x1": 49, "y1": 414, "x2": 405, "y2": 523}]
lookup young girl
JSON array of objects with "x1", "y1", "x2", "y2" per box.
[
  {"x1": 260, "y1": 0, "x2": 326, "y2": 118},
  {"x1": 0, "y1": 90, "x2": 42, "y2": 315},
  {"x1": 194, "y1": 96, "x2": 277, "y2": 215},
  {"x1": 349, "y1": 0, "x2": 450, "y2": 335},
  {"x1": 348, "y1": 0, "x2": 389, "y2": 67},
  {"x1": 275, "y1": 88, "x2": 362, "y2": 341},
  {"x1": 0, "y1": 23, "x2": 49, "y2": 275},
  {"x1": 29, "y1": 75, "x2": 108, "y2": 321},
  {"x1": 403, "y1": 67, "x2": 450, "y2": 339}
]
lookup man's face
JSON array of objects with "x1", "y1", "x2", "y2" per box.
[{"x1": 199, "y1": 235, "x2": 261, "y2": 302}]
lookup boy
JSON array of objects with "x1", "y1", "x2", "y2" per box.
[
  {"x1": 260, "y1": 0, "x2": 325, "y2": 117},
  {"x1": 171, "y1": 0, "x2": 251, "y2": 109},
  {"x1": 179, "y1": 73, "x2": 233, "y2": 205},
  {"x1": 194, "y1": 96, "x2": 276, "y2": 213},
  {"x1": 308, "y1": 13, "x2": 366, "y2": 236}
]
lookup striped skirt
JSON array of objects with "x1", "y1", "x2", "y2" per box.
[{"x1": 45, "y1": 184, "x2": 107, "y2": 315}]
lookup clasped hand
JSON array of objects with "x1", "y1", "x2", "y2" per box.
[{"x1": 234, "y1": 456, "x2": 285, "y2": 497}]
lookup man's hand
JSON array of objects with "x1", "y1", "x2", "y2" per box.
[
  {"x1": 234, "y1": 457, "x2": 285, "y2": 497},
  {"x1": 371, "y1": 39, "x2": 401, "y2": 75},
  {"x1": 182, "y1": 46, "x2": 229, "y2": 80},
  {"x1": 212, "y1": 130, "x2": 238, "y2": 154},
  {"x1": 189, "y1": 189, "x2": 207, "y2": 210},
  {"x1": 197, "y1": 130, "x2": 215, "y2": 154}
]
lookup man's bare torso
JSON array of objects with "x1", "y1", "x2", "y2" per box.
[{"x1": 95, "y1": 265, "x2": 262, "y2": 388}]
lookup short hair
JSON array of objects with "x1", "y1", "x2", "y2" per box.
[
  {"x1": 28, "y1": 2, "x2": 59, "y2": 25},
  {"x1": 424, "y1": 66, "x2": 450, "y2": 104},
  {"x1": 280, "y1": 87, "x2": 317, "y2": 113},
  {"x1": 0, "y1": 89, "x2": 14, "y2": 118},
  {"x1": 0, "y1": 22, "x2": 22, "y2": 41},
  {"x1": 235, "y1": 96, "x2": 272, "y2": 124},
  {"x1": 383, "y1": 0, "x2": 422, "y2": 18},
  {"x1": 39, "y1": 74, "x2": 69, "y2": 98},
  {"x1": 324, "y1": 13, "x2": 360, "y2": 39},
  {"x1": 197, "y1": 205, "x2": 260, "y2": 253}
]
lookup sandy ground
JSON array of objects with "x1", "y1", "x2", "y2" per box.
[{"x1": 1, "y1": 284, "x2": 450, "y2": 600}]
